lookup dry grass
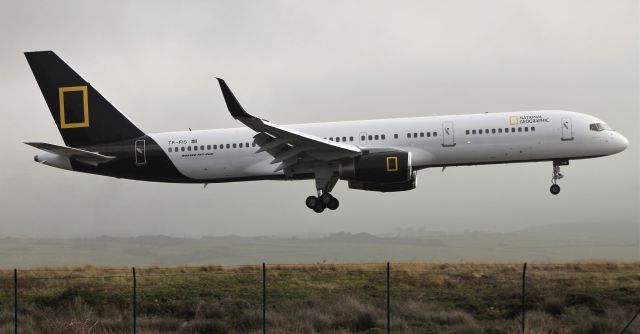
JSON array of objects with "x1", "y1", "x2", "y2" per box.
[{"x1": 0, "y1": 262, "x2": 638, "y2": 333}]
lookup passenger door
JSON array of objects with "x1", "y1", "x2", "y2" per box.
[
  {"x1": 442, "y1": 121, "x2": 456, "y2": 147},
  {"x1": 135, "y1": 140, "x2": 147, "y2": 165},
  {"x1": 359, "y1": 132, "x2": 368, "y2": 146},
  {"x1": 561, "y1": 118, "x2": 574, "y2": 141}
]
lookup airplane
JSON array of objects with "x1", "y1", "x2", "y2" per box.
[{"x1": 25, "y1": 51, "x2": 629, "y2": 213}]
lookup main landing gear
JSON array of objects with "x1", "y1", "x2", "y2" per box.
[
  {"x1": 305, "y1": 191, "x2": 340, "y2": 213},
  {"x1": 306, "y1": 168, "x2": 340, "y2": 213},
  {"x1": 549, "y1": 160, "x2": 567, "y2": 195}
]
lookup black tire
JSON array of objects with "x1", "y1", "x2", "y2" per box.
[
  {"x1": 305, "y1": 196, "x2": 318, "y2": 209},
  {"x1": 550, "y1": 184, "x2": 560, "y2": 195},
  {"x1": 313, "y1": 202, "x2": 325, "y2": 213},
  {"x1": 327, "y1": 197, "x2": 339, "y2": 210},
  {"x1": 320, "y1": 192, "x2": 333, "y2": 205}
]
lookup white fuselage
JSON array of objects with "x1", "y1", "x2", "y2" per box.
[{"x1": 149, "y1": 110, "x2": 628, "y2": 181}]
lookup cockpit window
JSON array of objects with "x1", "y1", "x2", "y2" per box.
[{"x1": 589, "y1": 123, "x2": 612, "y2": 131}]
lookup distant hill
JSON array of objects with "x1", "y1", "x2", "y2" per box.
[
  {"x1": 510, "y1": 221, "x2": 638, "y2": 240},
  {"x1": 0, "y1": 221, "x2": 637, "y2": 268}
]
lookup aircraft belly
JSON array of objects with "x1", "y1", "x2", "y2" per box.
[{"x1": 171, "y1": 153, "x2": 279, "y2": 180}]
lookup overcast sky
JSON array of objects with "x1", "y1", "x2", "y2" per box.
[{"x1": 0, "y1": 0, "x2": 638, "y2": 238}]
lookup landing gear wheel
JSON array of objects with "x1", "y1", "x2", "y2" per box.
[
  {"x1": 305, "y1": 196, "x2": 318, "y2": 209},
  {"x1": 327, "y1": 197, "x2": 339, "y2": 210},
  {"x1": 313, "y1": 202, "x2": 326, "y2": 213},
  {"x1": 550, "y1": 184, "x2": 560, "y2": 195},
  {"x1": 320, "y1": 193, "x2": 333, "y2": 205}
]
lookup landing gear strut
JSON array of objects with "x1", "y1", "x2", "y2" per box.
[
  {"x1": 549, "y1": 161, "x2": 567, "y2": 195},
  {"x1": 305, "y1": 168, "x2": 340, "y2": 213}
]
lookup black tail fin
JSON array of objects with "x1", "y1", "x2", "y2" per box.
[{"x1": 25, "y1": 51, "x2": 144, "y2": 147}]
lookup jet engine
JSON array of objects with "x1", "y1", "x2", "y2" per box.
[{"x1": 339, "y1": 150, "x2": 416, "y2": 192}]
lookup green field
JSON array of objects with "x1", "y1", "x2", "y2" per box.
[{"x1": 0, "y1": 262, "x2": 639, "y2": 333}]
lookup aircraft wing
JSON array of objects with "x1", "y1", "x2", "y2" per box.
[
  {"x1": 216, "y1": 78, "x2": 361, "y2": 172},
  {"x1": 25, "y1": 142, "x2": 115, "y2": 166}
]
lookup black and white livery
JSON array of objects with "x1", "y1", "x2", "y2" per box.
[{"x1": 25, "y1": 51, "x2": 629, "y2": 213}]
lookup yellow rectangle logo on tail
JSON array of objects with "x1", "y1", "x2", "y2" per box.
[{"x1": 58, "y1": 86, "x2": 89, "y2": 128}]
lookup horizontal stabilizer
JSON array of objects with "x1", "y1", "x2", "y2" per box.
[{"x1": 25, "y1": 142, "x2": 115, "y2": 166}]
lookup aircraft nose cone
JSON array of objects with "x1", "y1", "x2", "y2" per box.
[{"x1": 615, "y1": 133, "x2": 629, "y2": 152}]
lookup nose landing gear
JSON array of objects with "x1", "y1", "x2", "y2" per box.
[{"x1": 549, "y1": 160, "x2": 568, "y2": 195}]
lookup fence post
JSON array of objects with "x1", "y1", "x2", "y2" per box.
[
  {"x1": 386, "y1": 262, "x2": 390, "y2": 334},
  {"x1": 522, "y1": 262, "x2": 527, "y2": 333},
  {"x1": 14, "y1": 268, "x2": 17, "y2": 334},
  {"x1": 132, "y1": 267, "x2": 137, "y2": 334},
  {"x1": 621, "y1": 308, "x2": 640, "y2": 333},
  {"x1": 262, "y1": 262, "x2": 266, "y2": 334}
]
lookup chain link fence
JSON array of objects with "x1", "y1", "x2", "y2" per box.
[{"x1": 0, "y1": 262, "x2": 638, "y2": 333}]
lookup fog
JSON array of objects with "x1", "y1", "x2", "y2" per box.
[{"x1": 0, "y1": 0, "x2": 638, "y2": 238}]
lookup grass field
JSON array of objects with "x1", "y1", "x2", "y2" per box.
[{"x1": 0, "y1": 262, "x2": 639, "y2": 333}]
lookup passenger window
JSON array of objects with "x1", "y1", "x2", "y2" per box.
[
  {"x1": 374, "y1": 135, "x2": 379, "y2": 140},
  {"x1": 433, "y1": 132, "x2": 437, "y2": 136},
  {"x1": 187, "y1": 146, "x2": 191, "y2": 151},
  {"x1": 524, "y1": 127, "x2": 529, "y2": 132},
  {"x1": 361, "y1": 135, "x2": 365, "y2": 141},
  {"x1": 233, "y1": 143, "x2": 237, "y2": 148},
  {"x1": 466, "y1": 130, "x2": 469, "y2": 135},
  {"x1": 394, "y1": 134, "x2": 398, "y2": 139},
  {"x1": 194, "y1": 146, "x2": 198, "y2": 151},
  {"x1": 413, "y1": 133, "x2": 418, "y2": 138},
  {"x1": 472, "y1": 130, "x2": 476, "y2": 135},
  {"x1": 511, "y1": 128, "x2": 515, "y2": 133},
  {"x1": 531, "y1": 126, "x2": 535, "y2": 132},
  {"x1": 207, "y1": 145, "x2": 211, "y2": 150},
  {"x1": 368, "y1": 135, "x2": 373, "y2": 140},
  {"x1": 239, "y1": 143, "x2": 243, "y2": 148},
  {"x1": 330, "y1": 137, "x2": 333, "y2": 141},
  {"x1": 342, "y1": 137, "x2": 346, "y2": 142},
  {"x1": 427, "y1": 132, "x2": 431, "y2": 137},
  {"x1": 492, "y1": 129, "x2": 496, "y2": 134},
  {"x1": 485, "y1": 129, "x2": 489, "y2": 133},
  {"x1": 213, "y1": 145, "x2": 217, "y2": 149},
  {"x1": 518, "y1": 127, "x2": 522, "y2": 132},
  {"x1": 336, "y1": 137, "x2": 340, "y2": 142},
  {"x1": 505, "y1": 128, "x2": 509, "y2": 133},
  {"x1": 498, "y1": 128, "x2": 502, "y2": 133},
  {"x1": 419, "y1": 132, "x2": 424, "y2": 137},
  {"x1": 252, "y1": 143, "x2": 256, "y2": 147},
  {"x1": 168, "y1": 147, "x2": 172, "y2": 152},
  {"x1": 381, "y1": 134, "x2": 385, "y2": 140},
  {"x1": 226, "y1": 144, "x2": 230, "y2": 148},
  {"x1": 181, "y1": 147, "x2": 185, "y2": 152},
  {"x1": 246, "y1": 142, "x2": 250, "y2": 147},
  {"x1": 407, "y1": 133, "x2": 411, "y2": 138},
  {"x1": 479, "y1": 129, "x2": 483, "y2": 134},
  {"x1": 201, "y1": 145, "x2": 205, "y2": 150},
  {"x1": 349, "y1": 136, "x2": 354, "y2": 141}
]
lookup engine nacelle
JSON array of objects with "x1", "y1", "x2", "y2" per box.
[
  {"x1": 339, "y1": 150, "x2": 412, "y2": 184},
  {"x1": 348, "y1": 171, "x2": 417, "y2": 192}
]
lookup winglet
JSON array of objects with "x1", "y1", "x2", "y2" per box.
[{"x1": 216, "y1": 78, "x2": 253, "y2": 119}]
